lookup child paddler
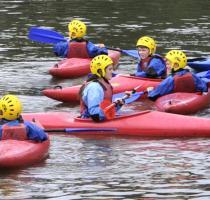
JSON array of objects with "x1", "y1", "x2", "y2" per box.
[{"x1": 53, "y1": 19, "x2": 108, "y2": 58}]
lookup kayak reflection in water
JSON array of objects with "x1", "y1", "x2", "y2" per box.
[
  {"x1": 147, "y1": 50, "x2": 208, "y2": 101},
  {"x1": 53, "y1": 19, "x2": 108, "y2": 58},
  {"x1": 0, "y1": 95, "x2": 48, "y2": 142},
  {"x1": 130, "y1": 36, "x2": 167, "y2": 79},
  {"x1": 79, "y1": 55, "x2": 125, "y2": 122}
]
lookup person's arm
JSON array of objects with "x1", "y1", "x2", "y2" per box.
[
  {"x1": 147, "y1": 76, "x2": 174, "y2": 101},
  {"x1": 86, "y1": 41, "x2": 108, "y2": 57},
  {"x1": 25, "y1": 121, "x2": 48, "y2": 142},
  {"x1": 53, "y1": 41, "x2": 68, "y2": 57},
  {"x1": 132, "y1": 62, "x2": 147, "y2": 77},
  {"x1": 134, "y1": 71, "x2": 147, "y2": 77},
  {"x1": 0, "y1": 126, "x2": 2, "y2": 140},
  {"x1": 146, "y1": 57, "x2": 166, "y2": 78},
  {"x1": 192, "y1": 74, "x2": 208, "y2": 92}
]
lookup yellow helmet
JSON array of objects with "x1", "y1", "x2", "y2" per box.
[
  {"x1": 90, "y1": 55, "x2": 113, "y2": 77},
  {"x1": 0, "y1": 95, "x2": 22, "y2": 121},
  {"x1": 68, "y1": 19, "x2": 87, "y2": 39},
  {"x1": 136, "y1": 36, "x2": 156, "y2": 55},
  {"x1": 165, "y1": 50, "x2": 187, "y2": 71}
]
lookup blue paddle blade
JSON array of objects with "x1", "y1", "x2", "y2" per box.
[
  {"x1": 124, "y1": 92, "x2": 144, "y2": 104},
  {"x1": 28, "y1": 27, "x2": 67, "y2": 44},
  {"x1": 121, "y1": 50, "x2": 139, "y2": 59},
  {"x1": 112, "y1": 91, "x2": 144, "y2": 104}
]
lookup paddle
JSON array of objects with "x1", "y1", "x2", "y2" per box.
[
  {"x1": 197, "y1": 70, "x2": 210, "y2": 79},
  {"x1": 28, "y1": 27, "x2": 67, "y2": 44},
  {"x1": 187, "y1": 57, "x2": 207, "y2": 63},
  {"x1": 28, "y1": 27, "x2": 139, "y2": 58},
  {"x1": 45, "y1": 127, "x2": 117, "y2": 133},
  {"x1": 103, "y1": 85, "x2": 144, "y2": 119},
  {"x1": 123, "y1": 91, "x2": 145, "y2": 104},
  {"x1": 106, "y1": 47, "x2": 139, "y2": 59},
  {"x1": 112, "y1": 86, "x2": 144, "y2": 103},
  {"x1": 30, "y1": 117, "x2": 117, "y2": 133}
]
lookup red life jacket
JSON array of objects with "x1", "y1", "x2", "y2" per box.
[
  {"x1": 1, "y1": 123, "x2": 28, "y2": 140},
  {"x1": 80, "y1": 79, "x2": 113, "y2": 114},
  {"x1": 139, "y1": 55, "x2": 167, "y2": 78},
  {"x1": 173, "y1": 72, "x2": 196, "y2": 93},
  {"x1": 67, "y1": 41, "x2": 90, "y2": 58}
]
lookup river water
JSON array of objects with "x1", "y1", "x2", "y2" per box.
[{"x1": 0, "y1": 0, "x2": 210, "y2": 199}]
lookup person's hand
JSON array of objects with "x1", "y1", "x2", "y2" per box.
[
  {"x1": 114, "y1": 98, "x2": 125, "y2": 106},
  {"x1": 124, "y1": 91, "x2": 132, "y2": 98},
  {"x1": 98, "y1": 43, "x2": 105, "y2": 48},
  {"x1": 147, "y1": 87, "x2": 154, "y2": 93}
]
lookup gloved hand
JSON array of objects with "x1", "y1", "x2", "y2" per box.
[{"x1": 114, "y1": 98, "x2": 125, "y2": 106}]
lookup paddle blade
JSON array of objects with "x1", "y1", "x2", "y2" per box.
[
  {"x1": 100, "y1": 99, "x2": 116, "y2": 120},
  {"x1": 113, "y1": 91, "x2": 144, "y2": 104},
  {"x1": 124, "y1": 91, "x2": 144, "y2": 104},
  {"x1": 28, "y1": 27, "x2": 67, "y2": 44}
]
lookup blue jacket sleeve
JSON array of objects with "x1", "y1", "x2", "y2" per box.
[
  {"x1": 148, "y1": 57, "x2": 166, "y2": 77},
  {"x1": 135, "y1": 57, "x2": 166, "y2": 78},
  {"x1": 135, "y1": 71, "x2": 147, "y2": 77},
  {"x1": 86, "y1": 41, "x2": 108, "y2": 57},
  {"x1": 148, "y1": 76, "x2": 174, "y2": 100},
  {"x1": 192, "y1": 74, "x2": 208, "y2": 92},
  {"x1": 53, "y1": 41, "x2": 68, "y2": 57},
  {"x1": 134, "y1": 62, "x2": 146, "y2": 77},
  {"x1": 25, "y1": 121, "x2": 48, "y2": 142}
]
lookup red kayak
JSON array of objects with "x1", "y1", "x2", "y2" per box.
[
  {"x1": 0, "y1": 139, "x2": 49, "y2": 168},
  {"x1": 49, "y1": 50, "x2": 121, "y2": 78},
  {"x1": 155, "y1": 89, "x2": 210, "y2": 114},
  {"x1": 23, "y1": 111, "x2": 210, "y2": 138},
  {"x1": 42, "y1": 74, "x2": 162, "y2": 103}
]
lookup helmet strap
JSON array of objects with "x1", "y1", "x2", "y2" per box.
[
  {"x1": 97, "y1": 69, "x2": 103, "y2": 78},
  {"x1": 18, "y1": 115, "x2": 24, "y2": 123},
  {"x1": 102, "y1": 77, "x2": 109, "y2": 83}
]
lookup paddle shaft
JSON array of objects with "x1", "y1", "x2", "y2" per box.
[
  {"x1": 45, "y1": 128, "x2": 117, "y2": 133},
  {"x1": 106, "y1": 47, "x2": 122, "y2": 52}
]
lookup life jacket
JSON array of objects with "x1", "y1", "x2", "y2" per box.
[
  {"x1": 67, "y1": 41, "x2": 90, "y2": 58},
  {"x1": 1, "y1": 123, "x2": 28, "y2": 140},
  {"x1": 173, "y1": 72, "x2": 196, "y2": 93},
  {"x1": 138, "y1": 55, "x2": 167, "y2": 78},
  {"x1": 80, "y1": 78, "x2": 113, "y2": 115}
]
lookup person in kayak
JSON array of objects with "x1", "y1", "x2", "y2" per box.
[
  {"x1": 130, "y1": 36, "x2": 167, "y2": 78},
  {"x1": 53, "y1": 19, "x2": 108, "y2": 58},
  {"x1": 0, "y1": 95, "x2": 48, "y2": 141},
  {"x1": 147, "y1": 50, "x2": 208, "y2": 101},
  {"x1": 79, "y1": 55, "x2": 124, "y2": 122}
]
